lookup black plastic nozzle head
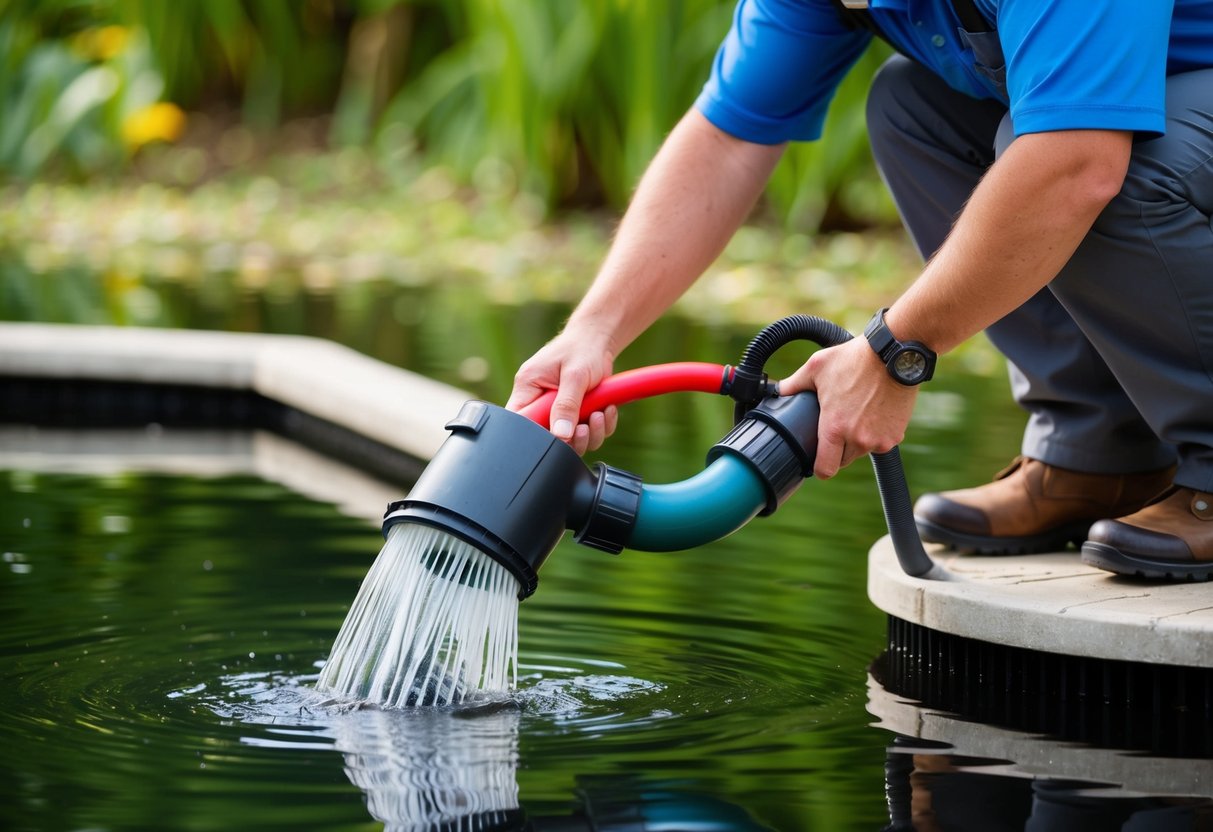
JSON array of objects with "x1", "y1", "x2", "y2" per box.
[
  {"x1": 383, "y1": 401, "x2": 598, "y2": 599},
  {"x1": 707, "y1": 392, "x2": 820, "y2": 515}
]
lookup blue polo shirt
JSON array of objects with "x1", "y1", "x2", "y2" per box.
[{"x1": 696, "y1": 0, "x2": 1213, "y2": 143}]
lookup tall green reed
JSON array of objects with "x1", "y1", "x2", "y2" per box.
[{"x1": 374, "y1": 0, "x2": 893, "y2": 229}]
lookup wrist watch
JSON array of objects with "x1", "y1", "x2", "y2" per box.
[{"x1": 863, "y1": 308, "x2": 937, "y2": 386}]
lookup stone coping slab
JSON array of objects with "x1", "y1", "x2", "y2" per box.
[
  {"x1": 868, "y1": 536, "x2": 1213, "y2": 668},
  {"x1": 0, "y1": 323, "x2": 472, "y2": 462}
]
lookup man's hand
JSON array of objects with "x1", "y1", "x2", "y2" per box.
[
  {"x1": 505, "y1": 330, "x2": 619, "y2": 455},
  {"x1": 503, "y1": 110, "x2": 784, "y2": 455},
  {"x1": 779, "y1": 337, "x2": 919, "y2": 479}
]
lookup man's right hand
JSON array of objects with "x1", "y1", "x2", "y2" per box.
[
  {"x1": 505, "y1": 330, "x2": 619, "y2": 455},
  {"x1": 503, "y1": 110, "x2": 783, "y2": 456}
]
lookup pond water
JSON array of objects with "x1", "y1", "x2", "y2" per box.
[
  {"x1": 4, "y1": 459, "x2": 895, "y2": 830},
  {"x1": 0, "y1": 426, "x2": 1001, "y2": 832},
  {"x1": 4, "y1": 255, "x2": 1209, "y2": 829}
]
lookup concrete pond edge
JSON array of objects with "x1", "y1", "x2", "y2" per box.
[{"x1": 0, "y1": 322, "x2": 472, "y2": 462}]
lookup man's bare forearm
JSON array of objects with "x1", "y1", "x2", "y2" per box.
[
  {"x1": 886, "y1": 129, "x2": 1133, "y2": 352},
  {"x1": 779, "y1": 128, "x2": 1134, "y2": 478},
  {"x1": 564, "y1": 109, "x2": 786, "y2": 354}
]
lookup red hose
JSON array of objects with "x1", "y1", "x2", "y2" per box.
[{"x1": 517, "y1": 362, "x2": 729, "y2": 428}]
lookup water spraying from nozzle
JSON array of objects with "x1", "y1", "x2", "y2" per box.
[{"x1": 317, "y1": 523, "x2": 520, "y2": 707}]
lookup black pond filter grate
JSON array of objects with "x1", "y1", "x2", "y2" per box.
[
  {"x1": 875, "y1": 615, "x2": 1213, "y2": 758},
  {"x1": 0, "y1": 375, "x2": 425, "y2": 486}
]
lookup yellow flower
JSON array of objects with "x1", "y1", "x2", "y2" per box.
[
  {"x1": 73, "y1": 25, "x2": 130, "y2": 61},
  {"x1": 122, "y1": 102, "x2": 187, "y2": 149}
]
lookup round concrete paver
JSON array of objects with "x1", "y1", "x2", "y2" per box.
[{"x1": 868, "y1": 537, "x2": 1213, "y2": 667}]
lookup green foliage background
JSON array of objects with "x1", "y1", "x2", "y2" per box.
[{"x1": 1, "y1": 0, "x2": 895, "y2": 230}]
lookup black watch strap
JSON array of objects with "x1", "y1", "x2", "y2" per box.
[{"x1": 864, "y1": 308, "x2": 937, "y2": 386}]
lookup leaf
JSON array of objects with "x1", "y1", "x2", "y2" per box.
[{"x1": 19, "y1": 65, "x2": 120, "y2": 175}]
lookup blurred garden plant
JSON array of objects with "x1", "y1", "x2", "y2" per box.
[
  {"x1": 372, "y1": 0, "x2": 894, "y2": 228},
  {"x1": 0, "y1": 0, "x2": 183, "y2": 179},
  {"x1": 1, "y1": 0, "x2": 894, "y2": 231}
]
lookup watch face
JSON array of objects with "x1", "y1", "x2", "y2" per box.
[{"x1": 893, "y1": 349, "x2": 928, "y2": 383}]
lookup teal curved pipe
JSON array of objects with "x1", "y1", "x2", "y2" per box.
[{"x1": 628, "y1": 454, "x2": 769, "y2": 552}]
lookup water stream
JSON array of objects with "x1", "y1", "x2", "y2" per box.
[{"x1": 318, "y1": 523, "x2": 521, "y2": 707}]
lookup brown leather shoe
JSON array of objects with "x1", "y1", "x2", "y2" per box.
[
  {"x1": 1082, "y1": 487, "x2": 1213, "y2": 580},
  {"x1": 914, "y1": 456, "x2": 1175, "y2": 554}
]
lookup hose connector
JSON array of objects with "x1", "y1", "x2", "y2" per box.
[
  {"x1": 720, "y1": 364, "x2": 778, "y2": 411},
  {"x1": 708, "y1": 392, "x2": 820, "y2": 515},
  {"x1": 574, "y1": 463, "x2": 643, "y2": 554}
]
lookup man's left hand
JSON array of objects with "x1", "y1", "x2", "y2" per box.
[{"x1": 779, "y1": 336, "x2": 919, "y2": 479}]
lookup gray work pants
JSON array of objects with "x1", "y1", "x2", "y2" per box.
[{"x1": 866, "y1": 56, "x2": 1213, "y2": 491}]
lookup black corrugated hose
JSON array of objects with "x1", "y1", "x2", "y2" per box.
[{"x1": 735, "y1": 315, "x2": 953, "y2": 580}]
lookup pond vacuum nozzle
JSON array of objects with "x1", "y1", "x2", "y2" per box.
[
  {"x1": 383, "y1": 391, "x2": 824, "y2": 599},
  {"x1": 383, "y1": 400, "x2": 607, "y2": 599},
  {"x1": 384, "y1": 316, "x2": 950, "y2": 600}
]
